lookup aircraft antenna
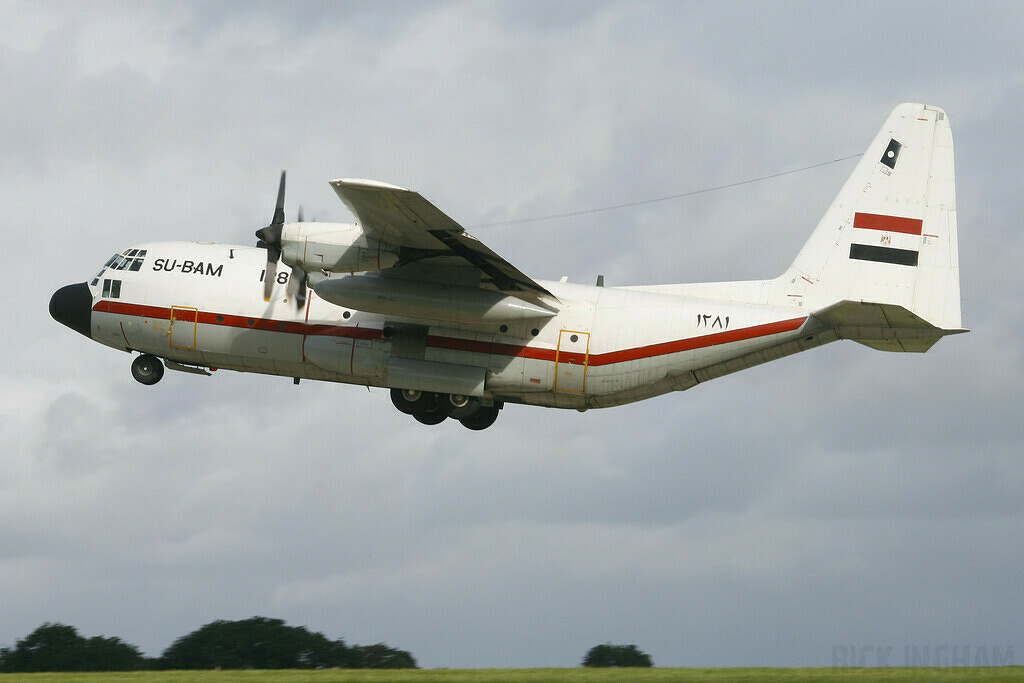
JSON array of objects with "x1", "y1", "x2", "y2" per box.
[{"x1": 470, "y1": 153, "x2": 862, "y2": 229}]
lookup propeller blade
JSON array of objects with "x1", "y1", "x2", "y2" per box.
[
  {"x1": 287, "y1": 265, "x2": 307, "y2": 308},
  {"x1": 256, "y1": 170, "x2": 287, "y2": 302},
  {"x1": 297, "y1": 205, "x2": 305, "y2": 223},
  {"x1": 271, "y1": 170, "x2": 286, "y2": 226},
  {"x1": 255, "y1": 171, "x2": 286, "y2": 247},
  {"x1": 263, "y1": 246, "x2": 280, "y2": 302}
]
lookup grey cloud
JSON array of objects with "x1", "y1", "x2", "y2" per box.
[{"x1": 2, "y1": 0, "x2": 1022, "y2": 668}]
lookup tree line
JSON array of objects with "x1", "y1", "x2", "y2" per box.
[
  {"x1": 1, "y1": 619, "x2": 654, "y2": 672},
  {"x1": 0, "y1": 617, "x2": 416, "y2": 672}
]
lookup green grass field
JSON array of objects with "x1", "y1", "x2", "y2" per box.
[{"x1": 1, "y1": 669, "x2": 1022, "y2": 683}]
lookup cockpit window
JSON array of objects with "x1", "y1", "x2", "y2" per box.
[
  {"x1": 92, "y1": 249, "x2": 146, "y2": 286},
  {"x1": 109, "y1": 249, "x2": 147, "y2": 272}
]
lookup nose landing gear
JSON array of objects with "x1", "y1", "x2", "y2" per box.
[{"x1": 131, "y1": 354, "x2": 164, "y2": 385}]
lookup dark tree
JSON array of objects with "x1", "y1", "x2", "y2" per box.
[
  {"x1": 0, "y1": 623, "x2": 146, "y2": 672},
  {"x1": 80, "y1": 636, "x2": 150, "y2": 671},
  {"x1": 159, "y1": 616, "x2": 416, "y2": 669},
  {"x1": 582, "y1": 643, "x2": 653, "y2": 667},
  {"x1": 160, "y1": 617, "x2": 327, "y2": 669},
  {"x1": 349, "y1": 643, "x2": 418, "y2": 669}
]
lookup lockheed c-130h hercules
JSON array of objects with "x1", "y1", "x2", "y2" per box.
[{"x1": 50, "y1": 103, "x2": 965, "y2": 430}]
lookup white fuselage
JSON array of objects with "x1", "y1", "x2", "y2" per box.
[
  {"x1": 53, "y1": 105, "x2": 963, "y2": 430},
  {"x1": 87, "y1": 241, "x2": 814, "y2": 409}
]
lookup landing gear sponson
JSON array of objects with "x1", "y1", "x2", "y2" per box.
[{"x1": 126, "y1": 352, "x2": 500, "y2": 429}]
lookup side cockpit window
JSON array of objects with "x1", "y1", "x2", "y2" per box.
[
  {"x1": 92, "y1": 253, "x2": 119, "y2": 285},
  {"x1": 102, "y1": 278, "x2": 122, "y2": 299}
]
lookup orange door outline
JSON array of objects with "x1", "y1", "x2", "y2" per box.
[
  {"x1": 554, "y1": 330, "x2": 590, "y2": 393},
  {"x1": 169, "y1": 306, "x2": 198, "y2": 350}
]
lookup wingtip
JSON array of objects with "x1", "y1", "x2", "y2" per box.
[{"x1": 330, "y1": 178, "x2": 410, "y2": 192}]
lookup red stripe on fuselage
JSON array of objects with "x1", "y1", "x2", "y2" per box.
[
  {"x1": 588, "y1": 317, "x2": 806, "y2": 366},
  {"x1": 92, "y1": 300, "x2": 807, "y2": 367},
  {"x1": 853, "y1": 212, "x2": 923, "y2": 235},
  {"x1": 93, "y1": 300, "x2": 386, "y2": 341}
]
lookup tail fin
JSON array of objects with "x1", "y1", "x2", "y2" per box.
[{"x1": 781, "y1": 103, "x2": 965, "y2": 350}]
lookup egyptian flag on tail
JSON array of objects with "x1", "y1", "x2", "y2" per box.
[{"x1": 848, "y1": 211, "x2": 922, "y2": 267}]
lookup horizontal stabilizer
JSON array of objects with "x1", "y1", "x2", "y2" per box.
[{"x1": 812, "y1": 300, "x2": 967, "y2": 353}]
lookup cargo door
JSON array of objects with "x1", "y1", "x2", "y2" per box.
[{"x1": 554, "y1": 330, "x2": 590, "y2": 393}]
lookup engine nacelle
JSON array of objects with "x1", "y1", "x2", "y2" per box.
[{"x1": 280, "y1": 222, "x2": 400, "y2": 274}]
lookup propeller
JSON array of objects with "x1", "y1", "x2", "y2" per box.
[
  {"x1": 255, "y1": 171, "x2": 286, "y2": 301},
  {"x1": 255, "y1": 171, "x2": 307, "y2": 307}
]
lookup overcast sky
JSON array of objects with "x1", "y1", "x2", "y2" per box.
[{"x1": 3, "y1": 0, "x2": 1023, "y2": 669}]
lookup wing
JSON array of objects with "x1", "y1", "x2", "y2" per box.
[{"x1": 330, "y1": 179, "x2": 555, "y2": 305}]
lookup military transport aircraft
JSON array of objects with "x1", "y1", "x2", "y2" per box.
[{"x1": 50, "y1": 103, "x2": 965, "y2": 430}]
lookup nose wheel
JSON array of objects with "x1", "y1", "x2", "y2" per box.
[{"x1": 131, "y1": 354, "x2": 164, "y2": 385}]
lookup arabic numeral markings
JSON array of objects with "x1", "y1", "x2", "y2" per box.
[{"x1": 696, "y1": 314, "x2": 730, "y2": 329}]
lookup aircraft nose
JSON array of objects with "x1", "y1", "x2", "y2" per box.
[{"x1": 49, "y1": 282, "x2": 94, "y2": 338}]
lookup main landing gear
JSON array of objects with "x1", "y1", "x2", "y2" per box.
[
  {"x1": 131, "y1": 354, "x2": 164, "y2": 385},
  {"x1": 390, "y1": 388, "x2": 500, "y2": 430}
]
